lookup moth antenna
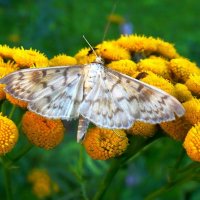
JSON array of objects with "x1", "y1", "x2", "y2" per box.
[{"x1": 83, "y1": 35, "x2": 98, "y2": 57}]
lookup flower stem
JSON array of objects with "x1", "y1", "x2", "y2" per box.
[
  {"x1": 2, "y1": 158, "x2": 13, "y2": 200},
  {"x1": 93, "y1": 134, "x2": 163, "y2": 200},
  {"x1": 8, "y1": 105, "x2": 16, "y2": 119}
]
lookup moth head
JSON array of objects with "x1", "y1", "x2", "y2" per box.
[{"x1": 95, "y1": 56, "x2": 105, "y2": 65}]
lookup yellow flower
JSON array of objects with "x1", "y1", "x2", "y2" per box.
[
  {"x1": 6, "y1": 93, "x2": 28, "y2": 108},
  {"x1": 0, "y1": 114, "x2": 18, "y2": 155},
  {"x1": 183, "y1": 98, "x2": 200, "y2": 125},
  {"x1": 28, "y1": 169, "x2": 59, "y2": 199},
  {"x1": 183, "y1": 123, "x2": 200, "y2": 162},
  {"x1": 0, "y1": 44, "x2": 18, "y2": 60},
  {"x1": 0, "y1": 60, "x2": 18, "y2": 79},
  {"x1": 22, "y1": 111, "x2": 64, "y2": 150},
  {"x1": 169, "y1": 58, "x2": 200, "y2": 82},
  {"x1": 0, "y1": 84, "x2": 6, "y2": 100},
  {"x1": 137, "y1": 56, "x2": 171, "y2": 79},
  {"x1": 186, "y1": 74, "x2": 200, "y2": 96},
  {"x1": 117, "y1": 34, "x2": 157, "y2": 53},
  {"x1": 74, "y1": 47, "x2": 96, "y2": 64},
  {"x1": 83, "y1": 128, "x2": 128, "y2": 160},
  {"x1": 108, "y1": 14, "x2": 125, "y2": 24},
  {"x1": 160, "y1": 117, "x2": 192, "y2": 141},
  {"x1": 96, "y1": 41, "x2": 131, "y2": 61},
  {"x1": 155, "y1": 38, "x2": 179, "y2": 59},
  {"x1": 128, "y1": 121, "x2": 157, "y2": 137},
  {"x1": 107, "y1": 59, "x2": 137, "y2": 76},
  {"x1": 49, "y1": 54, "x2": 77, "y2": 66},
  {"x1": 174, "y1": 83, "x2": 193, "y2": 103},
  {"x1": 140, "y1": 71, "x2": 176, "y2": 97},
  {"x1": 13, "y1": 48, "x2": 49, "y2": 68}
]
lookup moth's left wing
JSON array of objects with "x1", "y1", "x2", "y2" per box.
[
  {"x1": 0, "y1": 66, "x2": 85, "y2": 120},
  {"x1": 79, "y1": 67, "x2": 185, "y2": 129}
]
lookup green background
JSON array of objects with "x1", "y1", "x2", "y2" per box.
[{"x1": 0, "y1": 0, "x2": 200, "y2": 199}]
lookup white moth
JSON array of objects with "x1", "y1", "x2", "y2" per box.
[{"x1": 0, "y1": 49, "x2": 185, "y2": 142}]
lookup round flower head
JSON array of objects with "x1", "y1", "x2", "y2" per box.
[
  {"x1": 22, "y1": 111, "x2": 64, "y2": 150},
  {"x1": 186, "y1": 74, "x2": 200, "y2": 96},
  {"x1": 183, "y1": 123, "x2": 200, "y2": 162},
  {"x1": 160, "y1": 117, "x2": 192, "y2": 141},
  {"x1": 49, "y1": 54, "x2": 77, "y2": 66},
  {"x1": 0, "y1": 114, "x2": 18, "y2": 155},
  {"x1": 137, "y1": 56, "x2": 170, "y2": 79},
  {"x1": 75, "y1": 47, "x2": 96, "y2": 64},
  {"x1": 6, "y1": 93, "x2": 28, "y2": 108},
  {"x1": 117, "y1": 34, "x2": 157, "y2": 54},
  {"x1": 169, "y1": 58, "x2": 200, "y2": 82},
  {"x1": 139, "y1": 71, "x2": 176, "y2": 97},
  {"x1": 0, "y1": 60, "x2": 18, "y2": 79},
  {"x1": 96, "y1": 41, "x2": 131, "y2": 61},
  {"x1": 174, "y1": 83, "x2": 193, "y2": 103},
  {"x1": 155, "y1": 38, "x2": 179, "y2": 59},
  {"x1": 183, "y1": 98, "x2": 200, "y2": 125},
  {"x1": 128, "y1": 121, "x2": 157, "y2": 137},
  {"x1": 13, "y1": 47, "x2": 49, "y2": 68},
  {"x1": 107, "y1": 59, "x2": 137, "y2": 76},
  {"x1": 83, "y1": 128, "x2": 128, "y2": 160}
]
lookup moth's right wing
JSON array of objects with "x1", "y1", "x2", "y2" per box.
[{"x1": 0, "y1": 66, "x2": 85, "y2": 120}]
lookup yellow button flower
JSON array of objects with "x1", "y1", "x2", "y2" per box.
[
  {"x1": 160, "y1": 117, "x2": 192, "y2": 141},
  {"x1": 183, "y1": 98, "x2": 200, "y2": 125},
  {"x1": 117, "y1": 34, "x2": 157, "y2": 53},
  {"x1": 183, "y1": 123, "x2": 200, "y2": 162},
  {"x1": 137, "y1": 56, "x2": 170, "y2": 79},
  {"x1": 169, "y1": 58, "x2": 200, "y2": 82},
  {"x1": 83, "y1": 128, "x2": 128, "y2": 160},
  {"x1": 75, "y1": 47, "x2": 96, "y2": 64},
  {"x1": 22, "y1": 111, "x2": 64, "y2": 150},
  {"x1": 155, "y1": 38, "x2": 179, "y2": 59},
  {"x1": 128, "y1": 121, "x2": 157, "y2": 137},
  {"x1": 0, "y1": 114, "x2": 18, "y2": 155},
  {"x1": 186, "y1": 74, "x2": 200, "y2": 96},
  {"x1": 13, "y1": 48, "x2": 49, "y2": 68},
  {"x1": 96, "y1": 41, "x2": 131, "y2": 61},
  {"x1": 107, "y1": 59, "x2": 137, "y2": 76},
  {"x1": 49, "y1": 54, "x2": 77, "y2": 66},
  {"x1": 174, "y1": 83, "x2": 193, "y2": 103},
  {"x1": 6, "y1": 93, "x2": 28, "y2": 108},
  {"x1": 140, "y1": 71, "x2": 176, "y2": 97}
]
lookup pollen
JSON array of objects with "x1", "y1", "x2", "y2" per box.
[
  {"x1": 83, "y1": 128, "x2": 128, "y2": 160},
  {"x1": 22, "y1": 111, "x2": 65, "y2": 150},
  {"x1": 0, "y1": 114, "x2": 18, "y2": 155}
]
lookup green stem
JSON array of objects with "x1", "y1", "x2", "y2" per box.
[
  {"x1": 8, "y1": 105, "x2": 16, "y2": 119},
  {"x1": 93, "y1": 134, "x2": 163, "y2": 200},
  {"x1": 145, "y1": 174, "x2": 193, "y2": 200},
  {"x1": 6, "y1": 142, "x2": 33, "y2": 168},
  {"x1": 3, "y1": 159, "x2": 13, "y2": 200}
]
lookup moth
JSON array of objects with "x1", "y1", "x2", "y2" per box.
[{"x1": 0, "y1": 50, "x2": 185, "y2": 142}]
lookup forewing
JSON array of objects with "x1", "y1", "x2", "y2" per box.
[
  {"x1": 79, "y1": 67, "x2": 185, "y2": 129},
  {"x1": 0, "y1": 66, "x2": 85, "y2": 119}
]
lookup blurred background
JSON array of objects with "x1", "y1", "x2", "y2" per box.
[{"x1": 0, "y1": 0, "x2": 200, "y2": 199}]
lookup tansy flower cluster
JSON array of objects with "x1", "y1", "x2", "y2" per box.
[
  {"x1": 27, "y1": 169, "x2": 59, "y2": 199},
  {"x1": 1, "y1": 34, "x2": 200, "y2": 161}
]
